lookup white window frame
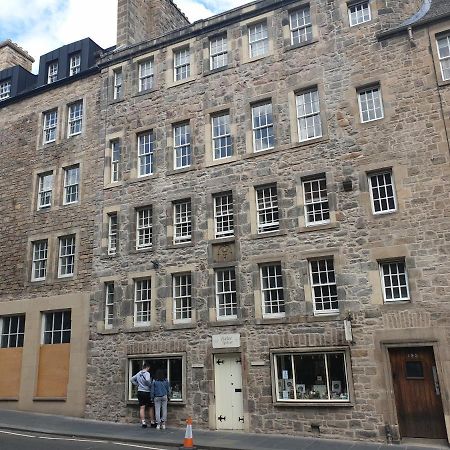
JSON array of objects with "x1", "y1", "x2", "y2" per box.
[
  {"x1": 38, "y1": 172, "x2": 53, "y2": 209},
  {"x1": 105, "y1": 283, "x2": 114, "y2": 329},
  {"x1": 136, "y1": 207, "x2": 152, "y2": 250},
  {"x1": 214, "y1": 193, "x2": 234, "y2": 238},
  {"x1": 111, "y1": 140, "x2": 121, "y2": 183},
  {"x1": 173, "y1": 123, "x2": 191, "y2": 169},
  {"x1": 58, "y1": 235, "x2": 75, "y2": 278},
  {"x1": 309, "y1": 258, "x2": 338, "y2": 315},
  {"x1": 248, "y1": 21, "x2": 269, "y2": 58},
  {"x1": 69, "y1": 53, "x2": 81, "y2": 76},
  {"x1": 210, "y1": 34, "x2": 228, "y2": 70},
  {"x1": 358, "y1": 86, "x2": 384, "y2": 123},
  {"x1": 296, "y1": 88, "x2": 322, "y2": 142},
  {"x1": 173, "y1": 273, "x2": 192, "y2": 323},
  {"x1": 379, "y1": 260, "x2": 410, "y2": 303},
  {"x1": 173, "y1": 200, "x2": 192, "y2": 244},
  {"x1": 32, "y1": 240, "x2": 48, "y2": 281},
  {"x1": 260, "y1": 263, "x2": 285, "y2": 318},
  {"x1": 42, "y1": 310, "x2": 71, "y2": 345},
  {"x1": 174, "y1": 47, "x2": 190, "y2": 81},
  {"x1": 139, "y1": 59, "x2": 154, "y2": 92},
  {"x1": 256, "y1": 185, "x2": 279, "y2": 234},
  {"x1": 63, "y1": 165, "x2": 80, "y2": 205},
  {"x1": 252, "y1": 102, "x2": 274, "y2": 152},
  {"x1": 0, "y1": 79, "x2": 11, "y2": 100},
  {"x1": 212, "y1": 112, "x2": 232, "y2": 160},
  {"x1": 348, "y1": 1, "x2": 371, "y2": 27},
  {"x1": 138, "y1": 131, "x2": 154, "y2": 177},
  {"x1": 43, "y1": 110, "x2": 58, "y2": 144},
  {"x1": 0, "y1": 315, "x2": 25, "y2": 348},
  {"x1": 68, "y1": 101, "x2": 83, "y2": 136},
  {"x1": 215, "y1": 267, "x2": 237, "y2": 320},
  {"x1": 47, "y1": 61, "x2": 58, "y2": 84},
  {"x1": 289, "y1": 6, "x2": 313, "y2": 45},
  {"x1": 368, "y1": 170, "x2": 397, "y2": 215},
  {"x1": 303, "y1": 177, "x2": 330, "y2": 226},
  {"x1": 437, "y1": 35, "x2": 450, "y2": 81},
  {"x1": 113, "y1": 69, "x2": 123, "y2": 99},
  {"x1": 108, "y1": 213, "x2": 118, "y2": 255},
  {"x1": 134, "y1": 278, "x2": 151, "y2": 326}
]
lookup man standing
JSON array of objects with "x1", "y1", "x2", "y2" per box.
[{"x1": 130, "y1": 361, "x2": 155, "y2": 428}]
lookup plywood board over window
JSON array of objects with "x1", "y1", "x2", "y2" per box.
[{"x1": 0, "y1": 348, "x2": 23, "y2": 398}]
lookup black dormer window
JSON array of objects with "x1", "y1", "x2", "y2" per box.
[
  {"x1": 0, "y1": 79, "x2": 11, "y2": 100},
  {"x1": 69, "y1": 53, "x2": 81, "y2": 76},
  {"x1": 47, "y1": 61, "x2": 58, "y2": 84}
]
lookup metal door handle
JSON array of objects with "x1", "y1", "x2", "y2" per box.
[
  {"x1": 432, "y1": 366, "x2": 441, "y2": 396},
  {"x1": 235, "y1": 388, "x2": 242, "y2": 392}
]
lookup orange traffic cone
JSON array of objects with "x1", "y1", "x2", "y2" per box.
[{"x1": 179, "y1": 417, "x2": 197, "y2": 450}]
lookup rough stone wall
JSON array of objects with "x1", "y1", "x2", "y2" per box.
[{"x1": 0, "y1": 41, "x2": 34, "y2": 71}]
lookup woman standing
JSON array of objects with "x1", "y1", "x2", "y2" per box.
[{"x1": 151, "y1": 369, "x2": 171, "y2": 430}]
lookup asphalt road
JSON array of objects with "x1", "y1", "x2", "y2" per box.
[{"x1": 0, "y1": 430, "x2": 172, "y2": 450}]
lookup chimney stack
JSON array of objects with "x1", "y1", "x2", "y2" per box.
[{"x1": 0, "y1": 40, "x2": 34, "y2": 72}]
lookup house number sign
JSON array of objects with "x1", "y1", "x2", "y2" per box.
[{"x1": 212, "y1": 333, "x2": 240, "y2": 349}]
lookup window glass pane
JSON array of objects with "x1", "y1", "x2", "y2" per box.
[
  {"x1": 327, "y1": 353, "x2": 349, "y2": 400},
  {"x1": 276, "y1": 355, "x2": 294, "y2": 400},
  {"x1": 169, "y1": 358, "x2": 183, "y2": 400},
  {"x1": 405, "y1": 361, "x2": 424, "y2": 379},
  {"x1": 293, "y1": 353, "x2": 328, "y2": 400}
]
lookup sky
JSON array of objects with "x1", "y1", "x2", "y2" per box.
[{"x1": 0, "y1": 0, "x2": 250, "y2": 72}]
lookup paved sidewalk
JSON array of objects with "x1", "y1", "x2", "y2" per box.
[{"x1": 0, "y1": 409, "x2": 447, "y2": 450}]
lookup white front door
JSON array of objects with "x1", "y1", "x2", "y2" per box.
[{"x1": 214, "y1": 353, "x2": 244, "y2": 430}]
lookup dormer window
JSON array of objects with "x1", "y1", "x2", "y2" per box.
[
  {"x1": 0, "y1": 80, "x2": 11, "y2": 100},
  {"x1": 47, "y1": 61, "x2": 58, "y2": 84},
  {"x1": 69, "y1": 53, "x2": 81, "y2": 76}
]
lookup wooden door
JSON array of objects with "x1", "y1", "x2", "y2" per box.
[
  {"x1": 389, "y1": 347, "x2": 446, "y2": 439},
  {"x1": 214, "y1": 353, "x2": 244, "y2": 430}
]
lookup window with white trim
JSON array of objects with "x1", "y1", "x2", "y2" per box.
[
  {"x1": 290, "y1": 6, "x2": 312, "y2": 45},
  {"x1": 43, "y1": 110, "x2": 58, "y2": 144},
  {"x1": 128, "y1": 356, "x2": 184, "y2": 402},
  {"x1": 173, "y1": 273, "x2": 192, "y2": 322},
  {"x1": 43, "y1": 310, "x2": 71, "y2": 344},
  {"x1": 380, "y1": 260, "x2": 410, "y2": 302},
  {"x1": 309, "y1": 258, "x2": 338, "y2": 315},
  {"x1": 138, "y1": 131, "x2": 154, "y2": 176},
  {"x1": 108, "y1": 212, "x2": 118, "y2": 255},
  {"x1": 139, "y1": 59, "x2": 154, "y2": 92},
  {"x1": 37, "y1": 172, "x2": 53, "y2": 209},
  {"x1": 214, "y1": 192, "x2": 234, "y2": 238},
  {"x1": 260, "y1": 263, "x2": 284, "y2": 317},
  {"x1": 47, "y1": 61, "x2": 58, "y2": 84},
  {"x1": 358, "y1": 86, "x2": 383, "y2": 122},
  {"x1": 113, "y1": 69, "x2": 123, "y2": 99},
  {"x1": 111, "y1": 140, "x2": 121, "y2": 183},
  {"x1": 296, "y1": 88, "x2": 322, "y2": 141},
  {"x1": 0, "y1": 79, "x2": 11, "y2": 100},
  {"x1": 174, "y1": 123, "x2": 191, "y2": 169},
  {"x1": 63, "y1": 165, "x2": 79, "y2": 205},
  {"x1": 437, "y1": 35, "x2": 450, "y2": 81},
  {"x1": 348, "y1": 1, "x2": 371, "y2": 26},
  {"x1": 210, "y1": 34, "x2": 228, "y2": 70},
  {"x1": 249, "y1": 22, "x2": 269, "y2": 58},
  {"x1": 105, "y1": 282, "x2": 114, "y2": 329},
  {"x1": 136, "y1": 207, "x2": 152, "y2": 249},
  {"x1": 1, "y1": 315, "x2": 25, "y2": 348},
  {"x1": 252, "y1": 102, "x2": 274, "y2": 151},
  {"x1": 174, "y1": 47, "x2": 190, "y2": 81},
  {"x1": 69, "y1": 53, "x2": 81, "y2": 76},
  {"x1": 68, "y1": 101, "x2": 83, "y2": 136},
  {"x1": 303, "y1": 176, "x2": 330, "y2": 225},
  {"x1": 212, "y1": 112, "x2": 232, "y2": 160},
  {"x1": 368, "y1": 170, "x2": 397, "y2": 214},
  {"x1": 58, "y1": 235, "x2": 75, "y2": 278},
  {"x1": 256, "y1": 185, "x2": 279, "y2": 233},
  {"x1": 173, "y1": 200, "x2": 192, "y2": 244},
  {"x1": 32, "y1": 240, "x2": 48, "y2": 281},
  {"x1": 274, "y1": 351, "x2": 349, "y2": 402},
  {"x1": 134, "y1": 278, "x2": 151, "y2": 326},
  {"x1": 215, "y1": 267, "x2": 237, "y2": 319}
]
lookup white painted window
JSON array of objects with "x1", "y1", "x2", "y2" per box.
[
  {"x1": 174, "y1": 123, "x2": 191, "y2": 169},
  {"x1": 380, "y1": 261, "x2": 410, "y2": 302},
  {"x1": 303, "y1": 177, "x2": 330, "y2": 225},
  {"x1": 296, "y1": 88, "x2": 322, "y2": 141},
  {"x1": 290, "y1": 6, "x2": 312, "y2": 45},
  {"x1": 252, "y1": 102, "x2": 274, "y2": 151},
  {"x1": 108, "y1": 213, "x2": 118, "y2": 255},
  {"x1": 43, "y1": 110, "x2": 58, "y2": 144},
  {"x1": 437, "y1": 35, "x2": 450, "y2": 81},
  {"x1": 173, "y1": 200, "x2": 192, "y2": 244},
  {"x1": 274, "y1": 352, "x2": 350, "y2": 402},
  {"x1": 174, "y1": 47, "x2": 190, "y2": 81},
  {"x1": 111, "y1": 140, "x2": 121, "y2": 183},
  {"x1": 139, "y1": 59, "x2": 154, "y2": 91},
  {"x1": 0, "y1": 79, "x2": 11, "y2": 100},
  {"x1": 310, "y1": 258, "x2": 338, "y2": 315},
  {"x1": 215, "y1": 267, "x2": 237, "y2": 319},
  {"x1": 105, "y1": 283, "x2": 114, "y2": 329},
  {"x1": 249, "y1": 22, "x2": 269, "y2": 58},
  {"x1": 260, "y1": 263, "x2": 285, "y2": 317},
  {"x1": 214, "y1": 193, "x2": 234, "y2": 238},
  {"x1": 68, "y1": 101, "x2": 83, "y2": 136},
  {"x1": 0, "y1": 315, "x2": 25, "y2": 348},
  {"x1": 212, "y1": 112, "x2": 232, "y2": 159},
  {"x1": 134, "y1": 278, "x2": 151, "y2": 326},
  {"x1": 210, "y1": 35, "x2": 228, "y2": 70},
  {"x1": 136, "y1": 207, "x2": 152, "y2": 249},
  {"x1": 58, "y1": 235, "x2": 75, "y2": 278},
  {"x1": 32, "y1": 240, "x2": 48, "y2": 281},
  {"x1": 69, "y1": 53, "x2": 81, "y2": 76},
  {"x1": 43, "y1": 311, "x2": 71, "y2": 344},
  {"x1": 138, "y1": 131, "x2": 154, "y2": 176},
  {"x1": 63, "y1": 165, "x2": 79, "y2": 205},
  {"x1": 368, "y1": 170, "x2": 397, "y2": 214},
  {"x1": 173, "y1": 273, "x2": 192, "y2": 322},
  {"x1": 358, "y1": 86, "x2": 383, "y2": 122},
  {"x1": 38, "y1": 172, "x2": 53, "y2": 209},
  {"x1": 113, "y1": 69, "x2": 123, "y2": 99},
  {"x1": 348, "y1": 1, "x2": 371, "y2": 26},
  {"x1": 47, "y1": 61, "x2": 58, "y2": 83},
  {"x1": 256, "y1": 185, "x2": 279, "y2": 233}
]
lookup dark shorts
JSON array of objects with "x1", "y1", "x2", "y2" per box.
[{"x1": 137, "y1": 391, "x2": 153, "y2": 407}]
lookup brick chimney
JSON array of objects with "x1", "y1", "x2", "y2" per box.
[
  {"x1": 0, "y1": 40, "x2": 34, "y2": 72},
  {"x1": 116, "y1": 0, "x2": 190, "y2": 48}
]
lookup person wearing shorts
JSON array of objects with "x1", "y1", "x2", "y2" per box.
[{"x1": 130, "y1": 361, "x2": 155, "y2": 428}]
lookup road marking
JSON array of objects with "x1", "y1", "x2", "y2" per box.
[{"x1": 0, "y1": 430, "x2": 35, "y2": 438}]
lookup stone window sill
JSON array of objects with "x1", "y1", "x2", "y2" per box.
[
  {"x1": 0, "y1": 397, "x2": 18, "y2": 402},
  {"x1": 166, "y1": 166, "x2": 196, "y2": 176},
  {"x1": 167, "y1": 77, "x2": 196, "y2": 89},
  {"x1": 132, "y1": 87, "x2": 158, "y2": 98},
  {"x1": 108, "y1": 97, "x2": 125, "y2": 105},
  {"x1": 203, "y1": 64, "x2": 231, "y2": 77},
  {"x1": 284, "y1": 38, "x2": 318, "y2": 53},
  {"x1": 167, "y1": 242, "x2": 194, "y2": 250},
  {"x1": 209, "y1": 318, "x2": 244, "y2": 327},
  {"x1": 274, "y1": 401, "x2": 353, "y2": 408},
  {"x1": 97, "y1": 328, "x2": 120, "y2": 335},
  {"x1": 204, "y1": 155, "x2": 238, "y2": 168},
  {"x1": 104, "y1": 181, "x2": 124, "y2": 189},
  {"x1": 130, "y1": 247, "x2": 154, "y2": 255},
  {"x1": 209, "y1": 236, "x2": 235, "y2": 245},
  {"x1": 288, "y1": 136, "x2": 329, "y2": 150},
  {"x1": 33, "y1": 397, "x2": 66, "y2": 402},
  {"x1": 165, "y1": 322, "x2": 197, "y2": 330},
  {"x1": 242, "y1": 146, "x2": 279, "y2": 160},
  {"x1": 129, "y1": 173, "x2": 159, "y2": 184},
  {"x1": 381, "y1": 300, "x2": 412, "y2": 311},
  {"x1": 250, "y1": 230, "x2": 287, "y2": 240},
  {"x1": 299, "y1": 222, "x2": 339, "y2": 233},
  {"x1": 242, "y1": 52, "x2": 273, "y2": 65}
]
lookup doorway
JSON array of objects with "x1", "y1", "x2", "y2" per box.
[
  {"x1": 389, "y1": 346, "x2": 447, "y2": 439},
  {"x1": 213, "y1": 353, "x2": 244, "y2": 430}
]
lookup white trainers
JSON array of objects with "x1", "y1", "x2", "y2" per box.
[
  {"x1": 156, "y1": 424, "x2": 160, "y2": 430},
  {"x1": 161, "y1": 423, "x2": 166, "y2": 430}
]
